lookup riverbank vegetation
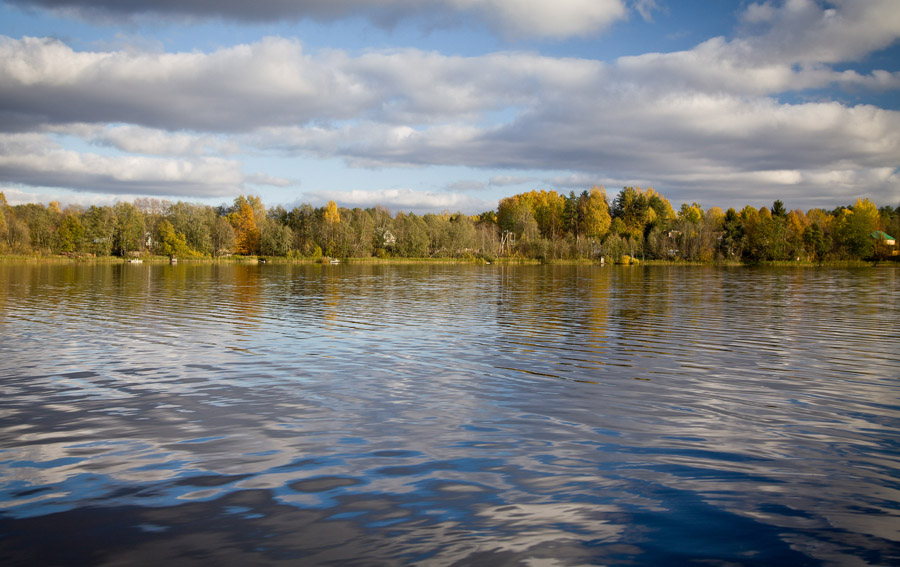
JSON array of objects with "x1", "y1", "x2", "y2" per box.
[{"x1": 1, "y1": 188, "x2": 897, "y2": 264}]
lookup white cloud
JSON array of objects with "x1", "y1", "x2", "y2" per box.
[
  {"x1": 1, "y1": 0, "x2": 899, "y2": 209},
  {"x1": 2, "y1": 36, "x2": 586, "y2": 132},
  {"x1": 248, "y1": 92, "x2": 900, "y2": 190},
  {"x1": 95, "y1": 125, "x2": 238, "y2": 156},
  {"x1": 7, "y1": 0, "x2": 629, "y2": 40},
  {"x1": 0, "y1": 132, "x2": 265, "y2": 197},
  {"x1": 742, "y1": 2, "x2": 777, "y2": 25},
  {"x1": 738, "y1": 0, "x2": 900, "y2": 64},
  {"x1": 616, "y1": 40, "x2": 900, "y2": 97},
  {"x1": 0, "y1": 36, "x2": 375, "y2": 132},
  {"x1": 617, "y1": 0, "x2": 900, "y2": 96},
  {"x1": 46, "y1": 124, "x2": 239, "y2": 156}
]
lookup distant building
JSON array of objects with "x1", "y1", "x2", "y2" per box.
[
  {"x1": 870, "y1": 231, "x2": 898, "y2": 257},
  {"x1": 871, "y1": 231, "x2": 896, "y2": 246}
]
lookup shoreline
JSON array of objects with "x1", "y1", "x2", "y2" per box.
[{"x1": 0, "y1": 254, "x2": 890, "y2": 268}]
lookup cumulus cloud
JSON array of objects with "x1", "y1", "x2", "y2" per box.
[
  {"x1": 1, "y1": 0, "x2": 898, "y2": 208},
  {"x1": 6, "y1": 0, "x2": 628, "y2": 39},
  {"x1": 738, "y1": 0, "x2": 900, "y2": 64},
  {"x1": 617, "y1": 0, "x2": 900, "y2": 97},
  {"x1": 1, "y1": 36, "x2": 599, "y2": 132},
  {"x1": 249, "y1": 93, "x2": 900, "y2": 184},
  {"x1": 46, "y1": 124, "x2": 239, "y2": 156},
  {"x1": 0, "y1": 132, "x2": 282, "y2": 196},
  {"x1": 0, "y1": 36, "x2": 377, "y2": 132}
]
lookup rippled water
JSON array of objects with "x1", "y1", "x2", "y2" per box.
[{"x1": 1, "y1": 262, "x2": 899, "y2": 566}]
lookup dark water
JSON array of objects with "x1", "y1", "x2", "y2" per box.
[{"x1": 1, "y1": 262, "x2": 899, "y2": 566}]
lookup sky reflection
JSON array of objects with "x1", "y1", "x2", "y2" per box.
[{"x1": 1, "y1": 263, "x2": 899, "y2": 565}]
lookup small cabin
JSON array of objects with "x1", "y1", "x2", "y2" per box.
[
  {"x1": 870, "y1": 231, "x2": 896, "y2": 246},
  {"x1": 870, "y1": 231, "x2": 898, "y2": 257}
]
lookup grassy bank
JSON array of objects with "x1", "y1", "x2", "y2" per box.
[{"x1": 1, "y1": 253, "x2": 895, "y2": 268}]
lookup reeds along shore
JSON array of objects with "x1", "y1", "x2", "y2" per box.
[{"x1": 1, "y1": 189, "x2": 898, "y2": 264}]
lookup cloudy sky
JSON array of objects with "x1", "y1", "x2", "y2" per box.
[{"x1": 1, "y1": 0, "x2": 898, "y2": 213}]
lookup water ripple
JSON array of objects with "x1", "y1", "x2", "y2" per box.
[{"x1": 1, "y1": 263, "x2": 899, "y2": 565}]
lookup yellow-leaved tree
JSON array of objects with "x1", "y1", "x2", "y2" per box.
[
  {"x1": 229, "y1": 195, "x2": 260, "y2": 255},
  {"x1": 323, "y1": 200, "x2": 341, "y2": 225},
  {"x1": 323, "y1": 200, "x2": 341, "y2": 256},
  {"x1": 156, "y1": 219, "x2": 190, "y2": 258},
  {"x1": 578, "y1": 187, "x2": 611, "y2": 240}
]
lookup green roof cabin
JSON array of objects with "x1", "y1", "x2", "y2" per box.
[
  {"x1": 870, "y1": 231, "x2": 898, "y2": 257},
  {"x1": 870, "y1": 231, "x2": 896, "y2": 246}
]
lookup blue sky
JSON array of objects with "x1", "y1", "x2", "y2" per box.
[{"x1": 1, "y1": 0, "x2": 898, "y2": 214}]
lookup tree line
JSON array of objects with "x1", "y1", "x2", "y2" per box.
[{"x1": 1, "y1": 188, "x2": 898, "y2": 263}]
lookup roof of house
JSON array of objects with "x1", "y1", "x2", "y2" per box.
[{"x1": 870, "y1": 231, "x2": 896, "y2": 241}]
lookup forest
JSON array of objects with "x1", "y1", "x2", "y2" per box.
[{"x1": 1, "y1": 187, "x2": 898, "y2": 264}]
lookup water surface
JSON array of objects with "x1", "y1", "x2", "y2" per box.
[{"x1": 1, "y1": 263, "x2": 898, "y2": 565}]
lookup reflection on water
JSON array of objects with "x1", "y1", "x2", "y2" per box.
[{"x1": 1, "y1": 263, "x2": 899, "y2": 566}]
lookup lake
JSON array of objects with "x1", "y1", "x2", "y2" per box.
[{"x1": 1, "y1": 262, "x2": 898, "y2": 566}]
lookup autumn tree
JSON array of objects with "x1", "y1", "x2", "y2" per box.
[
  {"x1": 834, "y1": 198, "x2": 880, "y2": 259},
  {"x1": 497, "y1": 194, "x2": 538, "y2": 242},
  {"x1": 56, "y1": 213, "x2": 85, "y2": 253},
  {"x1": 155, "y1": 219, "x2": 190, "y2": 258},
  {"x1": 612, "y1": 187, "x2": 651, "y2": 239},
  {"x1": 167, "y1": 201, "x2": 214, "y2": 255},
  {"x1": 646, "y1": 188, "x2": 676, "y2": 228},
  {"x1": 320, "y1": 200, "x2": 342, "y2": 256},
  {"x1": 740, "y1": 206, "x2": 774, "y2": 262},
  {"x1": 2, "y1": 190, "x2": 894, "y2": 263},
  {"x1": 526, "y1": 190, "x2": 566, "y2": 239},
  {"x1": 0, "y1": 193, "x2": 31, "y2": 254},
  {"x1": 577, "y1": 187, "x2": 611, "y2": 241},
  {"x1": 786, "y1": 209, "x2": 809, "y2": 260},
  {"x1": 229, "y1": 195, "x2": 260, "y2": 255}
]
